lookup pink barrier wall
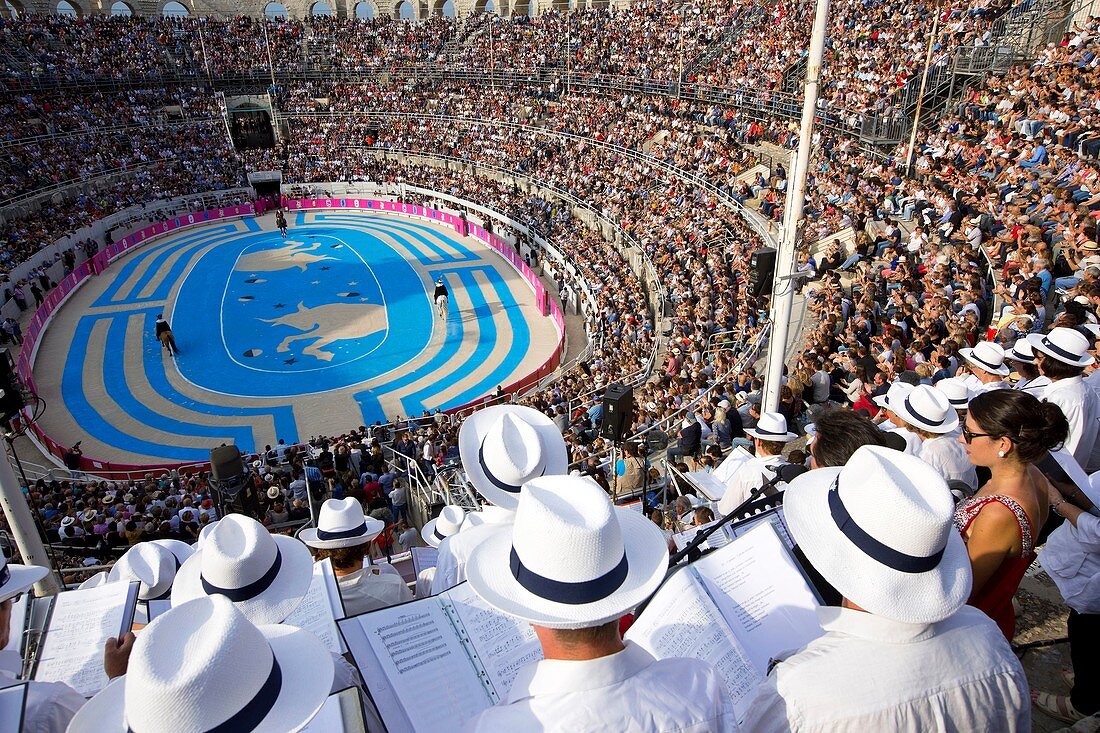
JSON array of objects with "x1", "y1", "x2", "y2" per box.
[
  {"x1": 17, "y1": 205, "x2": 255, "y2": 475},
  {"x1": 282, "y1": 197, "x2": 568, "y2": 412}
]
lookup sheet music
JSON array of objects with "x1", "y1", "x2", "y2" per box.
[
  {"x1": 411, "y1": 547, "x2": 438, "y2": 578},
  {"x1": 694, "y1": 523, "x2": 822, "y2": 674},
  {"x1": 445, "y1": 582, "x2": 541, "y2": 700},
  {"x1": 728, "y1": 508, "x2": 796, "y2": 550},
  {"x1": 625, "y1": 569, "x2": 761, "y2": 717},
  {"x1": 340, "y1": 597, "x2": 492, "y2": 733},
  {"x1": 285, "y1": 559, "x2": 347, "y2": 654},
  {"x1": 0, "y1": 683, "x2": 27, "y2": 733},
  {"x1": 712, "y1": 446, "x2": 754, "y2": 485},
  {"x1": 33, "y1": 582, "x2": 139, "y2": 697},
  {"x1": 671, "y1": 520, "x2": 735, "y2": 553}
]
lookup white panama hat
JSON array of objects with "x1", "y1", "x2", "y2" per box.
[
  {"x1": 873, "y1": 380, "x2": 912, "y2": 410},
  {"x1": 784, "y1": 445, "x2": 971, "y2": 624},
  {"x1": 108, "y1": 542, "x2": 181, "y2": 601},
  {"x1": 422, "y1": 505, "x2": 467, "y2": 548},
  {"x1": 1006, "y1": 338, "x2": 1036, "y2": 364},
  {"x1": 67, "y1": 596, "x2": 333, "y2": 733},
  {"x1": 459, "y1": 405, "x2": 568, "y2": 510},
  {"x1": 462, "y1": 505, "x2": 515, "y2": 530},
  {"x1": 196, "y1": 519, "x2": 220, "y2": 548},
  {"x1": 933, "y1": 377, "x2": 972, "y2": 408},
  {"x1": 890, "y1": 384, "x2": 960, "y2": 435},
  {"x1": 172, "y1": 514, "x2": 314, "y2": 625},
  {"x1": 0, "y1": 552, "x2": 48, "y2": 603},
  {"x1": 959, "y1": 341, "x2": 1011, "y2": 376},
  {"x1": 465, "y1": 475, "x2": 669, "y2": 629},
  {"x1": 77, "y1": 570, "x2": 111, "y2": 591},
  {"x1": 744, "y1": 411, "x2": 797, "y2": 442},
  {"x1": 300, "y1": 498, "x2": 384, "y2": 550},
  {"x1": 1027, "y1": 327, "x2": 1095, "y2": 368}
]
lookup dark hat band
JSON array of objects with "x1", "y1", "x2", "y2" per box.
[
  {"x1": 316, "y1": 522, "x2": 368, "y2": 541},
  {"x1": 968, "y1": 350, "x2": 1004, "y2": 372},
  {"x1": 509, "y1": 546, "x2": 629, "y2": 605},
  {"x1": 200, "y1": 548, "x2": 282, "y2": 603},
  {"x1": 1039, "y1": 336, "x2": 1085, "y2": 363},
  {"x1": 828, "y1": 478, "x2": 945, "y2": 574}
]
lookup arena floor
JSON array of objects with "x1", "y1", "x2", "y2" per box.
[{"x1": 31, "y1": 209, "x2": 561, "y2": 465}]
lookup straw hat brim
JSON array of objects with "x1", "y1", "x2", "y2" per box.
[
  {"x1": 170, "y1": 534, "x2": 314, "y2": 625},
  {"x1": 65, "y1": 624, "x2": 333, "y2": 733},
  {"x1": 465, "y1": 508, "x2": 669, "y2": 629},
  {"x1": 0, "y1": 563, "x2": 48, "y2": 602},
  {"x1": 300, "y1": 518, "x2": 384, "y2": 550},
  {"x1": 462, "y1": 506, "x2": 515, "y2": 529},
  {"x1": 783, "y1": 468, "x2": 971, "y2": 624},
  {"x1": 459, "y1": 406, "x2": 568, "y2": 510},
  {"x1": 1026, "y1": 333, "x2": 1094, "y2": 367},
  {"x1": 77, "y1": 571, "x2": 113, "y2": 591},
  {"x1": 959, "y1": 348, "x2": 1011, "y2": 376},
  {"x1": 149, "y1": 539, "x2": 195, "y2": 567},
  {"x1": 421, "y1": 516, "x2": 458, "y2": 548}
]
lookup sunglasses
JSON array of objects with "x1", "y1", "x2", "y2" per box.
[{"x1": 961, "y1": 427, "x2": 995, "y2": 443}]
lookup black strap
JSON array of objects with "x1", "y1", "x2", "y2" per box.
[
  {"x1": 0, "y1": 564, "x2": 9, "y2": 587},
  {"x1": 508, "y1": 546, "x2": 629, "y2": 605},
  {"x1": 128, "y1": 656, "x2": 282, "y2": 733},
  {"x1": 828, "y1": 478, "x2": 944, "y2": 574},
  {"x1": 968, "y1": 350, "x2": 1003, "y2": 372},
  {"x1": 433, "y1": 527, "x2": 447, "y2": 542},
  {"x1": 317, "y1": 522, "x2": 367, "y2": 541},
  {"x1": 200, "y1": 549, "x2": 282, "y2": 603}
]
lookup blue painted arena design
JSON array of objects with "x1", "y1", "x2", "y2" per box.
[{"x1": 32, "y1": 208, "x2": 562, "y2": 465}]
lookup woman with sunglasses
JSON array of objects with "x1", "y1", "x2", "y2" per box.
[{"x1": 954, "y1": 389, "x2": 1069, "y2": 640}]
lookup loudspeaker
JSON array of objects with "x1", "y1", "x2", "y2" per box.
[
  {"x1": 209, "y1": 445, "x2": 244, "y2": 485},
  {"x1": 599, "y1": 383, "x2": 634, "y2": 444},
  {"x1": 749, "y1": 247, "x2": 777, "y2": 297}
]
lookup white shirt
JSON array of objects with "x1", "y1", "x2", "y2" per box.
[
  {"x1": 337, "y1": 566, "x2": 413, "y2": 616},
  {"x1": 464, "y1": 642, "x2": 738, "y2": 733},
  {"x1": 973, "y1": 379, "x2": 1011, "y2": 393},
  {"x1": 718, "y1": 454, "x2": 785, "y2": 515},
  {"x1": 918, "y1": 434, "x2": 978, "y2": 490},
  {"x1": 432, "y1": 518, "x2": 514, "y2": 595},
  {"x1": 1044, "y1": 376, "x2": 1100, "y2": 469},
  {"x1": 1085, "y1": 371, "x2": 1100, "y2": 472},
  {"x1": 0, "y1": 670, "x2": 84, "y2": 733},
  {"x1": 1040, "y1": 511, "x2": 1100, "y2": 614},
  {"x1": 742, "y1": 606, "x2": 1030, "y2": 733},
  {"x1": 1015, "y1": 374, "x2": 1051, "y2": 396},
  {"x1": 882, "y1": 424, "x2": 922, "y2": 456}
]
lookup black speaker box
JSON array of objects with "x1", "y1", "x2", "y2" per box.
[
  {"x1": 210, "y1": 445, "x2": 244, "y2": 484},
  {"x1": 599, "y1": 383, "x2": 634, "y2": 444},
  {"x1": 749, "y1": 247, "x2": 777, "y2": 297}
]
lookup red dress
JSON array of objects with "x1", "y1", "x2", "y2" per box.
[{"x1": 953, "y1": 494, "x2": 1035, "y2": 641}]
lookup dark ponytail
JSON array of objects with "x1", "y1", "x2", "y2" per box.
[{"x1": 968, "y1": 390, "x2": 1070, "y2": 464}]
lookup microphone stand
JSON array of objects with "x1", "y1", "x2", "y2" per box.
[{"x1": 668, "y1": 463, "x2": 806, "y2": 567}]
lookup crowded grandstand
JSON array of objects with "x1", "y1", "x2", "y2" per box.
[{"x1": 0, "y1": 0, "x2": 1097, "y2": 730}]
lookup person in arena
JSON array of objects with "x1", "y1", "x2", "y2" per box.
[
  {"x1": 463, "y1": 475, "x2": 736, "y2": 731},
  {"x1": 154, "y1": 314, "x2": 179, "y2": 357},
  {"x1": 434, "y1": 277, "x2": 449, "y2": 320}
]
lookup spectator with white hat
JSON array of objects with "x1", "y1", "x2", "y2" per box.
[
  {"x1": 463, "y1": 475, "x2": 736, "y2": 732},
  {"x1": 889, "y1": 385, "x2": 977, "y2": 491},
  {"x1": 717, "y1": 411, "x2": 795, "y2": 516},
  {"x1": 744, "y1": 446, "x2": 1029, "y2": 732},
  {"x1": 1005, "y1": 339, "x2": 1049, "y2": 394},
  {"x1": 933, "y1": 377, "x2": 973, "y2": 416},
  {"x1": 1027, "y1": 327, "x2": 1099, "y2": 470},
  {"x1": 433, "y1": 405, "x2": 568, "y2": 595},
  {"x1": 171, "y1": 514, "x2": 364, "y2": 698},
  {"x1": 0, "y1": 553, "x2": 85, "y2": 732},
  {"x1": 871, "y1": 382, "x2": 923, "y2": 455},
  {"x1": 422, "y1": 505, "x2": 466, "y2": 549},
  {"x1": 300, "y1": 498, "x2": 412, "y2": 615},
  {"x1": 67, "y1": 596, "x2": 333, "y2": 733},
  {"x1": 959, "y1": 342, "x2": 1013, "y2": 394}
]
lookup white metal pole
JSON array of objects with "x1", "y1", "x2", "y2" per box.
[
  {"x1": 904, "y1": 11, "x2": 939, "y2": 174},
  {"x1": 762, "y1": 0, "x2": 830, "y2": 414},
  {"x1": 0, "y1": 448, "x2": 60, "y2": 596}
]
